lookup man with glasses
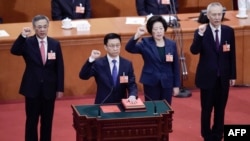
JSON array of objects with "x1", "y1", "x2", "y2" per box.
[
  {"x1": 10, "y1": 15, "x2": 64, "y2": 141},
  {"x1": 79, "y1": 33, "x2": 138, "y2": 104}
]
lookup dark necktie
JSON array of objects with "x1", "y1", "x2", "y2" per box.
[
  {"x1": 215, "y1": 29, "x2": 220, "y2": 76},
  {"x1": 215, "y1": 29, "x2": 219, "y2": 51},
  {"x1": 40, "y1": 40, "x2": 46, "y2": 65},
  {"x1": 112, "y1": 60, "x2": 117, "y2": 85}
]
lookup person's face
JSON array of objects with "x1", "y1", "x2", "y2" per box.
[
  {"x1": 152, "y1": 22, "x2": 165, "y2": 40},
  {"x1": 207, "y1": 6, "x2": 223, "y2": 28},
  {"x1": 33, "y1": 19, "x2": 49, "y2": 39},
  {"x1": 104, "y1": 38, "x2": 121, "y2": 58}
]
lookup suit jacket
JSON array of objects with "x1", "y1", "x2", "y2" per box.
[
  {"x1": 11, "y1": 35, "x2": 64, "y2": 99},
  {"x1": 136, "y1": 0, "x2": 178, "y2": 16},
  {"x1": 190, "y1": 25, "x2": 236, "y2": 89},
  {"x1": 125, "y1": 37, "x2": 180, "y2": 89},
  {"x1": 79, "y1": 56, "x2": 138, "y2": 104},
  {"x1": 51, "y1": 0, "x2": 91, "y2": 20}
]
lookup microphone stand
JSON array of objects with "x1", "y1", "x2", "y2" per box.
[
  {"x1": 167, "y1": 0, "x2": 192, "y2": 98},
  {"x1": 144, "y1": 93, "x2": 158, "y2": 115},
  {"x1": 97, "y1": 87, "x2": 114, "y2": 118}
]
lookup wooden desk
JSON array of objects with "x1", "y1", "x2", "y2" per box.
[
  {"x1": 0, "y1": 11, "x2": 249, "y2": 101},
  {"x1": 71, "y1": 100, "x2": 173, "y2": 141}
]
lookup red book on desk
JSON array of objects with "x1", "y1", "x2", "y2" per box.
[{"x1": 121, "y1": 98, "x2": 146, "y2": 112}]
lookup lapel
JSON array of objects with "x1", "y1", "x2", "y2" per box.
[
  {"x1": 118, "y1": 57, "x2": 123, "y2": 76},
  {"x1": 46, "y1": 37, "x2": 53, "y2": 65},
  {"x1": 148, "y1": 38, "x2": 162, "y2": 62},
  {"x1": 103, "y1": 56, "x2": 115, "y2": 85},
  {"x1": 30, "y1": 36, "x2": 45, "y2": 65},
  {"x1": 206, "y1": 25, "x2": 218, "y2": 52},
  {"x1": 220, "y1": 25, "x2": 226, "y2": 50}
]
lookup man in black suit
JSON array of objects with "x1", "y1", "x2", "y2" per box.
[
  {"x1": 190, "y1": 2, "x2": 236, "y2": 141},
  {"x1": 51, "y1": 0, "x2": 91, "y2": 20},
  {"x1": 136, "y1": 0, "x2": 178, "y2": 16},
  {"x1": 11, "y1": 15, "x2": 64, "y2": 141},
  {"x1": 79, "y1": 33, "x2": 138, "y2": 104}
]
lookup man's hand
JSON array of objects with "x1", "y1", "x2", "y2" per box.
[
  {"x1": 90, "y1": 50, "x2": 101, "y2": 60},
  {"x1": 128, "y1": 95, "x2": 137, "y2": 104},
  {"x1": 198, "y1": 24, "x2": 207, "y2": 36},
  {"x1": 230, "y1": 79, "x2": 236, "y2": 86},
  {"x1": 56, "y1": 91, "x2": 64, "y2": 99},
  {"x1": 21, "y1": 27, "x2": 32, "y2": 38}
]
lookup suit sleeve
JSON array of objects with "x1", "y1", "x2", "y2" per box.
[
  {"x1": 136, "y1": 0, "x2": 148, "y2": 16},
  {"x1": 11, "y1": 34, "x2": 26, "y2": 55},
  {"x1": 79, "y1": 60, "x2": 95, "y2": 80},
  {"x1": 56, "y1": 42, "x2": 64, "y2": 92},
  {"x1": 173, "y1": 42, "x2": 181, "y2": 87},
  {"x1": 229, "y1": 29, "x2": 237, "y2": 79},
  {"x1": 84, "y1": 0, "x2": 92, "y2": 18},
  {"x1": 51, "y1": 0, "x2": 62, "y2": 21},
  {"x1": 190, "y1": 29, "x2": 203, "y2": 55},
  {"x1": 125, "y1": 37, "x2": 143, "y2": 54},
  {"x1": 127, "y1": 62, "x2": 138, "y2": 97}
]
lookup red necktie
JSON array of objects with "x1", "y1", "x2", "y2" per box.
[{"x1": 40, "y1": 40, "x2": 46, "y2": 64}]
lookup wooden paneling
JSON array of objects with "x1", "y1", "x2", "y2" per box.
[{"x1": 0, "y1": 0, "x2": 233, "y2": 23}]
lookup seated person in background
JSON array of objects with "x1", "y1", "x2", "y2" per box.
[
  {"x1": 51, "y1": 0, "x2": 91, "y2": 20},
  {"x1": 79, "y1": 33, "x2": 138, "y2": 104},
  {"x1": 136, "y1": 0, "x2": 178, "y2": 16}
]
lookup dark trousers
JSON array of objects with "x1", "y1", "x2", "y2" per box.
[
  {"x1": 25, "y1": 96, "x2": 55, "y2": 141},
  {"x1": 143, "y1": 83, "x2": 173, "y2": 105},
  {"x1": 200, "y1": 77, "x2": 229, "y2": 141}
]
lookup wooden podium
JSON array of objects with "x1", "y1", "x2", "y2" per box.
[{"x1": 71, "y1": 100, "x2": 174, "y2": 141}]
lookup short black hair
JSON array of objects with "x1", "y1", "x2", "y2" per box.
[
  {"x1": 103, "y1": 33, "x2": 121, "y2": 45},
  {"x1": 146, "y1": 15, "x2": 168, "y2": 35}
]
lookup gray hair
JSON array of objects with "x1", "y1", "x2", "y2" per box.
[
  {"x1": 32, "y1": 15, "x2": 49, "y2": 27},
  {"x1": 207, "y1": 2, "x2": 223, "y2": 13}
]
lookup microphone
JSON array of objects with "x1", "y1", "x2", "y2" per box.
[
  {"x1": 97, "y1": 87, "x2": 114, "y2": 118},
  {"x1": 166, "y1": 0, "x2": 179, "y2": 28},
  {"x1": 143, "y1": 93, "x2": 158, "y2": 115}
]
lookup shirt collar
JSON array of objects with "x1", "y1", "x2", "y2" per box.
[
  {"x1": 107, "y1": 54, "x2": 119, "y2": 64},
  {"x1": 37, "y1": 36, "x2": 48, "y2": 43},
  {"x1": 209, "y1": 24, "x2": 221, "y2": 32}
]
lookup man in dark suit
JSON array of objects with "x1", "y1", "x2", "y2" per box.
[
  {"x1": 79, "y1": 33, "x2": 138, "y2": 104},
  {"x1": 136, "y1": 0, "x2": 178, "y2": 16},
  {"x1": 10, "y1": 15, "x2": 64, "y2": 141},
  {"x1": 190, "y1": 2, "x2": 236, "y2": 141},
  {"x1": 51, "y1": 0, "x2": 91, "y2": 20}
]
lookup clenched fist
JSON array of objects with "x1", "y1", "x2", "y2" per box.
[
  {"x1": 134, "y1": 26, "x2": 146, "y2": 40},
  {"x1": 198, "y1": 24, "x2": 207, "y2": 36},
  {"x1": 90, "y1": 50, "x2": 101, "y2": 60},
  {"x1": 21, "y1": 27, "x2": 32, "y2": 37}
]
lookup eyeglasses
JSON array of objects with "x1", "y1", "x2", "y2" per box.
[
  {"x1": 35, "y1": 25, "x2": 48, "y2": 30},
  {"x1": 107, "y1": 44, "x2": 121, "y2": 49}
]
